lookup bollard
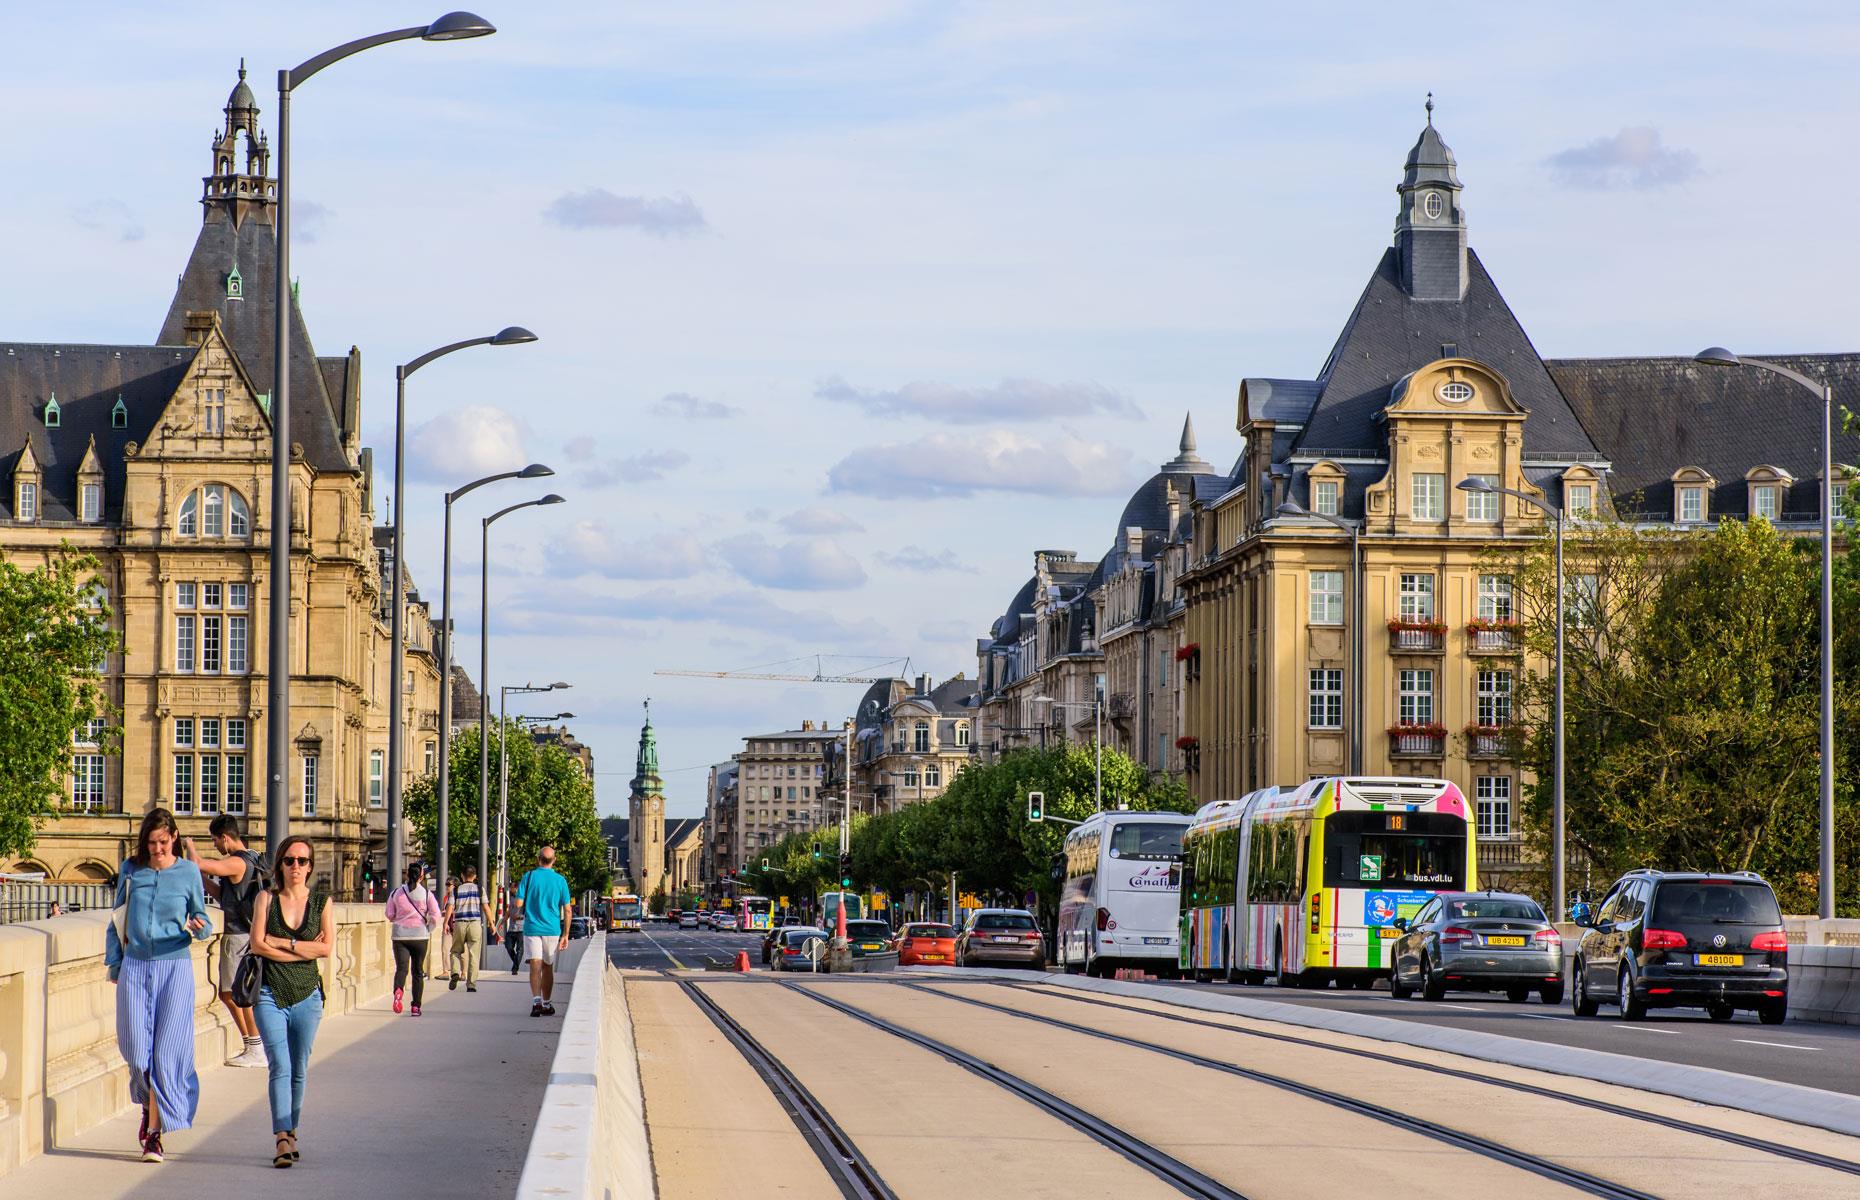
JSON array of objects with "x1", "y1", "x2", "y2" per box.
[{"x1": 735, "y1": 951, "x2": 752, "y2": 973}]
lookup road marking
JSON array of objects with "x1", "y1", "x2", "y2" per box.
[
  {"x1": 1429, "y1": 1002, "x2": 1485, "y2": 1011},
  {"x1": 1734, "y1": 1038, "x2": 1816, "y2": 1051},
  {"x1": 641, "y1": 931, "x2": 685, "y2": 969},
  {"x1": 1613, "y1": 1024, "x2": 1678, "y2": 1034},
  {"x1": 1522, "y1": 1013, "x2": 1574, "y2": 1022}
]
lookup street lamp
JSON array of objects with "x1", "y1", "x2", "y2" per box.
[
  {"x1": 437, "y1": 464, "x2": 552, "y2": 922},
  {"x1": 1459, "y1": 476, "x2": 1567, "y2": 922},
  {"x1": 491, "y1": 680, "x2": 569, "y2": 943},
  {"x1": 388, "y1": 330, "x2": 538, "y2": 890},
  {"x1": 1278, "y1": 499, "x2": 1365, "y2": 774},
  {"x1": 1695, "y1": 347, "x2": 1838, "y2": 920},
  {"x1": 266, "y1": 11, "x2": 498, "y2": 859},
  {"x1": 1032, "y1": 685, "x2": 1104, "y2": 811}
]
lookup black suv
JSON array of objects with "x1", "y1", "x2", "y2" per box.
[{"x1": 1570, "y1": 870, "x2": 1788, "y2": 1024}]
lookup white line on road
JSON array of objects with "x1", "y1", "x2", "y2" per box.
[
  {"x1": 641, "y1": 931, "x2": 685, "y2": 969},
  {"x1": 1734, "y1": 1038, "x2": 1816, "y2": 1051},
  {"x1": 1522, "y1": 1013, "x2": 1575, "y2": 1022},
  {"x1": 1613, "y1": 1024, "x2": 1679, "y2": 1034}
]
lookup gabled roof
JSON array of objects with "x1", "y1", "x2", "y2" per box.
[{"x1": 1297, "y1": 248, "x2": 1599, "y2": 458}]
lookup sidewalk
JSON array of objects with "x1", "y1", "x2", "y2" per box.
[{"x1": 8, "y1": 940, "x2": 590, "y2": 1198}]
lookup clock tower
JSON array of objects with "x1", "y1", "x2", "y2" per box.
[
  {"x1": 1394, "y1": 95, "x2": 1469, "y2": 301},
  {"x1": 627, "y1": 703, "x2": 667, "y2": 901}
]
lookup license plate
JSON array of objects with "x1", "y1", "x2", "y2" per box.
[
  {"x1": 1143, "y1": 937, "x2": 1170, "y2": 945},
  {"x1": 921, "y1": 953, "x2": 945, "y2": 961},
  {"x1": 992, "y1": 936, "x2": 1019, "y2": 943},
  {"x1": 1378, "y1": 928, "x2": 1401, "y2": 939},
  {"x1": 1486, "y1": 935, "x2": 1527, "y2": 947},
  {"x1": 859, "y1": 943, "x2": 882, "y2": 950},
  {"x1": 1697, "y1": 953, "x2": 1742, "y2": 967}
]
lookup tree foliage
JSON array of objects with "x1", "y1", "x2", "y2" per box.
[
  {"x1": 402, "y1": 720, "x2": 608, "y2": 896},
  {"x1": 0, "y1": 551, "x2": 118, "y2": 859},
  {"x1": 1502, "y1": 517, "x2": 1858, "y2": 915}
]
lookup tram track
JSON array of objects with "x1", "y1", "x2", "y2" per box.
[
  {"x1": 880, "y1": 979, "x2": 1662, "y2": 1200},
  {"x1": 782, "y1": 980, "x2": 1251, "y2": 1200},
  {"x1": 679, "y1": 981, "x2": 896, "y2": 1200},
  {"x1": 1006, "y1": 979, "x2": 1860, "y2": 1180}
]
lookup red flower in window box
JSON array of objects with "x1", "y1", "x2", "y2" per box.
[
  {"x1": 1462, "y1": 723, "x2": 1509, "y2": 737},
  {"x1": 1465, "y1": 618, "x2": 1523, "y2": 633},
  {"x1": 1175, "y1": 643, "x2": 1200, "y2": 661},
  {"x1": 1385, "y1": 723, "x2": 1448, "y2": 739},
  {"x1": 1386, "y1": 619, "x2": 1449, "y2": 635},
  {"x1": 1174, "y1": 735, "x2": 1199, "y2": 749}
]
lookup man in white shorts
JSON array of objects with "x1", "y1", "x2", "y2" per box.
[{"x1": 512, "y1": 846, "x2": 573, "y2": 1017}]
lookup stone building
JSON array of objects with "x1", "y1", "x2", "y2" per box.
[
  {"x1": 702, "y1": 760, "x2": 737, "y2": 900},
  {"x1": 729, "y1": 723, "x2": 838, "y2": 863},
  {"x1": 529, "y1": 722, "x2": 593, "y2": 779},
  {"x1": 625, "y1": 707, "x2": 665, "y2": 899},
  {"x1": 664, "y1": 818, "x2": 704, "y2": 900},
  {"x1": 850, "y1": 675, "x2": 978, "y2": 811},
  {"x1": 973, "y1": 551, "x2": 1102, "y2": 758},
  {"x1": 0, "y1": 71, "x2": 441, "y2": 892}
]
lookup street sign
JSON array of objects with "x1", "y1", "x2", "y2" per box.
[
  {"x1": 872, "y1": 891, "x2": 888, "y2": 910},
  {"x1": 959, "y1": 892, "x2": 981, "y2": 909},
  {"x1": 779, "y1": 895, "x2": 789, "y2": 908}
]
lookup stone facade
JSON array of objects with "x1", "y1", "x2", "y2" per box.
[
  {"x1": 729, "y1": 724, "x2": 837, "y2": 864},
  {"x1": 851, "y1": 675, "x2": 978, "y2": 812},
  {"x1": 625, "y1": 709, "x2": 665, "y2": 899}
]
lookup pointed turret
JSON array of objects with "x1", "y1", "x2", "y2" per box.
[
  {"x1": 1393, "y1": 93, "x2": 1468, "y2": 301},
  {"x1": 1162, "y1": 412, "x2": 1209, "y2": 472}
]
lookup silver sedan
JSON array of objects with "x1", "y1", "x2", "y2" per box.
[{"x1": 1389, "y1": 891, "x2": 1564, "y2": 1004}]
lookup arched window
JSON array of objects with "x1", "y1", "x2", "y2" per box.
[
  {"x1": 178, "y1": 491, "x2": 198, "y2": 536},
  {"x1": 229, "y1": 491, "x2": 249, "y2": 537},
  {"x1": 955, "y1": 722, "x2": 971, "y2": 747},
  {"x1": 203, "y1": 486, "x2": 224, "y2": 537},
  {"x1": 177, "y1": 485, "x2": 251, "y2": 539},
  {"x1": 913, "y1": 720, "x2": 930, "y2": 753}
]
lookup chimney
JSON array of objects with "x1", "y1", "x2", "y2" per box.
[
  {"x1": 1125, "y1": 525, "x2": 1144, "y2": 557},
  {"x1": 181, "y1": 310, "x2": 219, "y2": 347},
  {"x1": 801, "y1": 720, "x2": 814, "y2": 731},
  {"x1": 916, "y1": 674, "x2": 933, "y2": 696}
]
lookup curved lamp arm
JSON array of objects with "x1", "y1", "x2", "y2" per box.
[
  {"x1": 486, "y1": 494, "x2": 566, "y2": 527},
  {"x1": 448, "y1": 463, "x2": 553, "y2": 506},
  {"x1": 285, "y1": 12, "x2": 495, "y2": 90},
  {"x1": 402, "y1": 326, "x2": 538, "y2": 380}
]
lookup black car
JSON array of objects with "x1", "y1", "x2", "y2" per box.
[
  {"x1": 1570, "y1": 870, "x2": 1789, "y2": 1024},
  {"x1": 760, "y1": 916, "x2": 806, "y2": 964}
]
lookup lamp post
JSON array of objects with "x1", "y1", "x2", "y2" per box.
[
  {"x1": 1278, "y1": 500, "x2": 1364, "y2": 774},
  {"x1": 1032, "y1": 687, "x2": 1104, "y2": 811},
  {"x1": 1695, "y1": 348, "x2": 1838, "y2": 920},
  {"x1": 266, "y1": 10, "x2": 498, "y2": 860},
  {"x1": 438, "y1": 464, "x2": 552, "y2": 931},
  {"x1": 388, "y1": 330, "x2": 538, "y2": 891},
  {"x1": 1459, "y1": 476, "x2": 1566, "y2": 921},
  {"x1": 477, "y1": 495, "x2": 565, "y2": 952}
]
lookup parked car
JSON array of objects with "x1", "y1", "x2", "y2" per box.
[
  {"x1": 709, "y1": 910, "x2": 736, "y2": 931},
  {"x1": 957, "y1": 909, "x2": 1047, "y2": 969},
  {"x1": 845, "y1": 919, "x2": 893, "y2": 958},
  {"x1": 569, "y1": 916, "x2": 594, "y2": 940},
  {"x1": 771, "y1": 927, "x2": 829, "y2": 972},
  {"x1": 761, "y1": 916, "x2": 807, "y2": 964},
  {"x1": 1388, "y1": 891, "x2": 1562, "y2": 1003},
  {"x1": 1571, "y1": 870, "x2": 1788, "y2": 1024},
  {"x1": 678, "y1": 911, "x2": 700, "y2": 929},
  {"x1": 893, "y1": 922, "x2": 958, "y2": 966}
]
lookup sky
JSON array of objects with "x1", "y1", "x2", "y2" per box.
[{"x1": 4, "y1": 3, "x2": 1859, "y2": 817}]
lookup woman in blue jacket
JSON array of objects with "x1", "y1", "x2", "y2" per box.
[{"x1": 105, "y1": 807, "x2": 210, "y2": 1163}]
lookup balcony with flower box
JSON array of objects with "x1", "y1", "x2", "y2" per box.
[
  {"x1": 1175, "y1": 735, "x2": 1200, "y2": 773},
  {"x1": 1466, "y1": 618, "x2": 1522, "y2": 654},
  {"x1": 1464, "y1": 723, "x2": 1513, "y2": 760},
  {"x1": 1387, "y1": 619, "x2": 1447, "y2": 654},
  {"x1": 1387, "y1": 723, "x2": 1446, "y2": 758}
]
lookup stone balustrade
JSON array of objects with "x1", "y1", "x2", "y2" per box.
[{"x1": 0, "y1": 902, "x2": 394, "y2": 1178}]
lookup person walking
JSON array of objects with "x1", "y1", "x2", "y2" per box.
[
  {"x1": 105, "y1": 807, "x2": 211, "y2": 1164},
  {"x1": 248, "y1": 835, "x2": 331, "y2": 1168},
  {"x1": 183, "y1": 815, "x2": 269, "y2": 1067},
  {"x1": 385, "y1": 862, "x2": 441, "y2": 1015},
  {"x1": 503, "y1": 899, "x2": 524, "y2": 975},
  {"x1": 513, "y1": 845, "x2": 572, "y2": 1017},
  {"x1": 445, "y1": 865, "x2": 485, "y2": 992}
]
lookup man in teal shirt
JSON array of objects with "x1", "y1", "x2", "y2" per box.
[{"x1": 513, "y1": 845, "x2": 573, "y2": 1017}]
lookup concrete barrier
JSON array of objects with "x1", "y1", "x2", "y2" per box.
[
  {"x1": 516, "y1": 933, "x2": 654, "y2": 1200},
  {"x1": 0, "y1": 902, "x2": 395, "y2": 1179}
]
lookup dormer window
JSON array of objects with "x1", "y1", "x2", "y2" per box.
[
  {"x1": 226, "y1": 265, "x2": 243, "y2": 300},
  {"x1": 1438, "y1": 380, "x2": 1473, "y2": 402},
  {"x1": 1565, "y1": 483, "x2": 1594, "y2": 518},
  {"x1": 1678, "y1": 486, "x2": 1704, "y2": 523},
  {"x1": 44, "y1": 395, "x2": 60, "y2": 427},
  {"x1": 1313, "y1": 480, "x2": 1340, "y2": 516},
  {"x1": 112, "y1": 395, "x2": 128, "y2": 429},
  {"x1": 1751, "y1": 485, "x2": 1779, "y2": 522},
  {"x1": 81, "y1": 483, "x2": 101, "y2": 523},
  {"x1": 15, "y1": 481, "x2": 37, "y2": 522}
]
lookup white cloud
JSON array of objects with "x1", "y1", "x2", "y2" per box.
[
  {"x1": 69, "y1": 198, "x2": 144, "y2": 243},
  {"x1": 778, "y1": 504, "x2": 865, "y2": 534},
  {"x1": 562, "y1": 438, "x2": 692, "y2": 486},
  {"x1": 1545, "y1": 127, "x2": 1700, "y2": 190},
  {"x1": 501, "y1": 584, "x2": 890, "y2": 647},
  {"x1": 545, "y1": 521, "x2": 707, "y2": 580},
  {"x1": 652, "y1": 392, "x2": 740, "y2": 419},
  {"x1": 715, "y1": 533, "x2": 866, "y2": 591},
  {"x1": 545, "y1": 188, "x2": 710, "y2": 236},
  {"x1": 817, "y1": 375, "x2": 1142, "y2": 421},
  {"x1": 876, "y1": 546, "x2": 971, "y2": 573},
  {"x1": 407, "y1": 406, "x2": 529, "y2": 483},
  {"x1": 828, "y1": 430, "x2": 1137, "y2": 499}
]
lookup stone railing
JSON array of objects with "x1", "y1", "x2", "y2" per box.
[{"x1": 0, "y1": 902, "x2": 394, "y2": 1178}]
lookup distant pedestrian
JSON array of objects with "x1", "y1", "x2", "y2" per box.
[
  {"x1": 249, "y1": 836, "x2": 330, "y2": 1168},
  {"x1": 46, "y1": 900, "x2": 63, "y2": 917},
  {"x1": 503, "y1": 902, "x2": 524, "y2": 975},
  {"x1": 106, "y1": 807, "x2": 211, "y2": 1164},
  {"x1": 513, "y1": 846, "x2": 572, "y2": 1017},
  {"x1": 385, "y1": 863, "x2": 441, "y2": 1016},
  {"x1": 445, "y1": 865, "x2": 485, "y2": 992},
  {"x1": 183, "y1": 815, "x2": 270, "y2": 1067}
]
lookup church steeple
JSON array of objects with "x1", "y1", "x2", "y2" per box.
[
  {"x1": 634, "y1": 701, "x2": 662, "y2": 782},
  {"x1": 1393, "y1": 93, "x2": 1468, "y2": 301},
  {"x1": 204, "y1": 61, "x2": 275, "y2": 226}
]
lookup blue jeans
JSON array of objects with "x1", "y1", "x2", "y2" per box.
[{"x1": 253, "y1": 986, "x2": 323, "y2": 1134}]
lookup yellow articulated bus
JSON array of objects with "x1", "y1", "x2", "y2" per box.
[{"x1": 1180, "y1": 776, "x2": 1476, "y2": 989}]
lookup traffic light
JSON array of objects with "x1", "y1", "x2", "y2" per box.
[
  {"x1": 760, "y1": 857, "x2": 769, "y2": 870},
  {"x1": 1027, "y1": 790, "x2": 1044, "y2": 823},
  {"x1": 838, "y1": 852, "x2": 852, "y2": 889},
  {"x1": 812, "y1": 841, "x2": 822, "y2": 860}
]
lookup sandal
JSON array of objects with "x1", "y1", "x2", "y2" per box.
[
  {"x1": 288, "y1": 1130, "x2": 300, "y2": 1162},
  {"x1": 274, "y1": 1133, "x2": 294, "y2": 1168}
]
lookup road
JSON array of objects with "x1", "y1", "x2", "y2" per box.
[
  {"x1": 605, "y1": 922, "x2": 765, "y2": 971},
  {"x1": 627, "y1": 972, "x2": 1860, "y2": 1200}
]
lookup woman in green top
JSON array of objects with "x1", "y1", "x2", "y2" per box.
[{"x1": 249, "y1": 835, "x2": 331, "y2": 1168}]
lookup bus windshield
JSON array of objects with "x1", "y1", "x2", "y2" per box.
[
  {"x1": 614, "y1": 899, "x2": 642, "y2": 921},
  {"x1": 1108, "y1": 821, "x2": 1185, "y2": 861},
  {"x1": 1323, "y1": 812, "x2": 1465, "y2": 890}
]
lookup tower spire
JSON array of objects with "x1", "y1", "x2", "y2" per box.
[
  {"x1": 1425, "y1": 91, "x2": 1434, "y2": 127},
  {"x1": 1393, "y1": 103, "x2": 1468, "y2": 301},
  {"x1": 203, "y1": 62, "x2": 274, "y2": 226}
]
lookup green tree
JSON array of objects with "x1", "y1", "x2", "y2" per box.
[{"x1": 0, "y1": 551, "x2": 119, "y2": 858}]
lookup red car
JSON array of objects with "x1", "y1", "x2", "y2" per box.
[{"x1": 894, "y1": 922, "x2": 958, "y2": 966}]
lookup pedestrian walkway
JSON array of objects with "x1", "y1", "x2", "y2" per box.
[{"x1": 6, "y1": 942, "x2": 591, "y2": 1197}]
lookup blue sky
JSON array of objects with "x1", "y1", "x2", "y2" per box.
[{"x1": 5, "y1": 3, "x2": 1858, "y2": 816}]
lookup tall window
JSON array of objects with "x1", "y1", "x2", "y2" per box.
[
  {"x1": 302, "y1": 755, "x2": 319, "y2": 817},
  {"x1": 226, "y1": 719, "x2": 247, "y2": 815},
  {"x1": 955, "y1": 722, "x2": 971, "y2": 747},
  {"x1": 1476, "y1": 669, "x2": 1513, "y2": 726},
  {"x1": 1570, "y1": 573, "x2": 1601, "y2": 628},
  {"x1": 1465, "y1": 475, "x2": 1499, "y2": 522},
  {"x1": 16, "y1": 482, "x2": 37, "y2": 522},
  {"x1": 1477, "y1": 574, "x2": 1514, "y2": 621},
  {"x1": 1566, "y1": 482, "x2": 1595, "y2": 518},
  {"x1": 902, "y1": 768, "x2": 920, "y2": 788},
  {"x1": 1313, "y1": 479, "x2": 1340, "y2": 516},
  {"x1": 178, "y1": 491, "x2": 197, "y2": 535},
  {"x1": 175, "y1": 614, "x2": 196, "y2": 672},
  {"x1": 369, "y1": 750, "x2": 385, "y2": 808},
  {"x1": 172, "y1": 754, "x2": 194, "y2": 815},
  {"x1": 1476, "y1": 776, "x2": 1512, "y2": 839},
  {"x1": 913, "y1": 720, "x2": 930, "y2": 753},
  {"x1": 425, "y1": 742, "x2": 437, "y2": 776},
  {"x1": 1678, "y1": 486, "x2": 1704, "y2": 523},
  {"x1": 1398, "y1": 573, "x2": 1436, "y2": 621},
  {"x1": 1412, "y1": 473, "x2": 1445, "y2": 520},
  {"x1": 199, "y1": 755, "x2": 220, "y2": 816},
  {"x1": 203, "y1": 486, "x2": 224, "y2": 537},
  {"x1": 1309, "y1": 570, "x2": 1344, "y2": 624},
  {"x1": 1397, "y1": 669, "x2": 1434, "y2": 725},
  {"x1": 1833, "y1": 481, "x2": 1849, "y2": 521},
  {"x1": 1752, "y1": 485, "x2": 1779, "y2": 521},
  {"x1": 176, "y1": 486, "x2": 249, "y2": 539},
  {"x1": 1308, "y1": 668, "x2": 1343, "y2": 729},
  {"x1": 201, "y1": 613, "x2": 222, "y2": 673},
  {"x1": 203, "y1": 387, "x2": 226, "y2": 434},
  {"x1": 925, "y1": 766, "x2": 942, "y2": 788},
  {"x1": 230, "y1": 492, "x2": 249, "y2": 536},
  {"x1": 71, "y1": 754, "x2": 105, "y2": 811},
  {"x1": 81, "y1": 483, "x2": 101, "y2": 522}
]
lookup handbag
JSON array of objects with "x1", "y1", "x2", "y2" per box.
[{"x1": 232, "y1": 947, "x2": 264, "y2": 1008}]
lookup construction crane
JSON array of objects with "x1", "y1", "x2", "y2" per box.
[{"x1": 655, "y1": 654, "x2": 911, "y2": 685}]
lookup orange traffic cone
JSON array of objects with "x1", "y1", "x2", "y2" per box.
[{"x1": 735, "y1": 951, "x2": 752, "y2": 973}]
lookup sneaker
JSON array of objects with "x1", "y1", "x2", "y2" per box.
[
  {"x1": 466, "y1": 985, "x2": 477, "y2": 993},
  {"x1": 228, "y1": 1046, "x2": 268, "y2": 1069},
  {"x1": 142, "y1": 1133, "x2": 164, "y2": 1163},
  {"x1": 393, "y1": 988, "x2": 404, "y2": 1014},
  {"x1": 410, "y1": 1004, "x2": 422, "y2": 1017},
  {"x1": 530, "y1": 1001, "x2": 545, "y2": 1018},
  {"x1": 541, "y1": 1002, "x2": 556, "y2": 1016},
  {"x1": 449, "y1": 973, "x2": 459, "y2": 991}
]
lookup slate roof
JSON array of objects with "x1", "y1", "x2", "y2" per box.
[
  {"x1": 0, "y1": 344, "x2": 194, "y2": 519},
  {"x1": 1547, "y1": 354, "x2": 1860, "y2": 518},
  {"x1": 156, "y1": 208, "x2": 352, "y2": 472},
  {"x1": 1297, "y1": 248, "x2": 1600, "y2": 458},
  {"x1": 665, "y1": 817, "x2": 703, "y2": 849}
]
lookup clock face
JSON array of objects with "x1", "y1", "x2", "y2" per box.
[{"x1": 1422, "y1": 192, "x2": 1444, "y2": 220}]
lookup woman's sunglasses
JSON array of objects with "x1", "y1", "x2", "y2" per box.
[{"x1": 280, "y1": 855, "x2": 312, "y2": 867}]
